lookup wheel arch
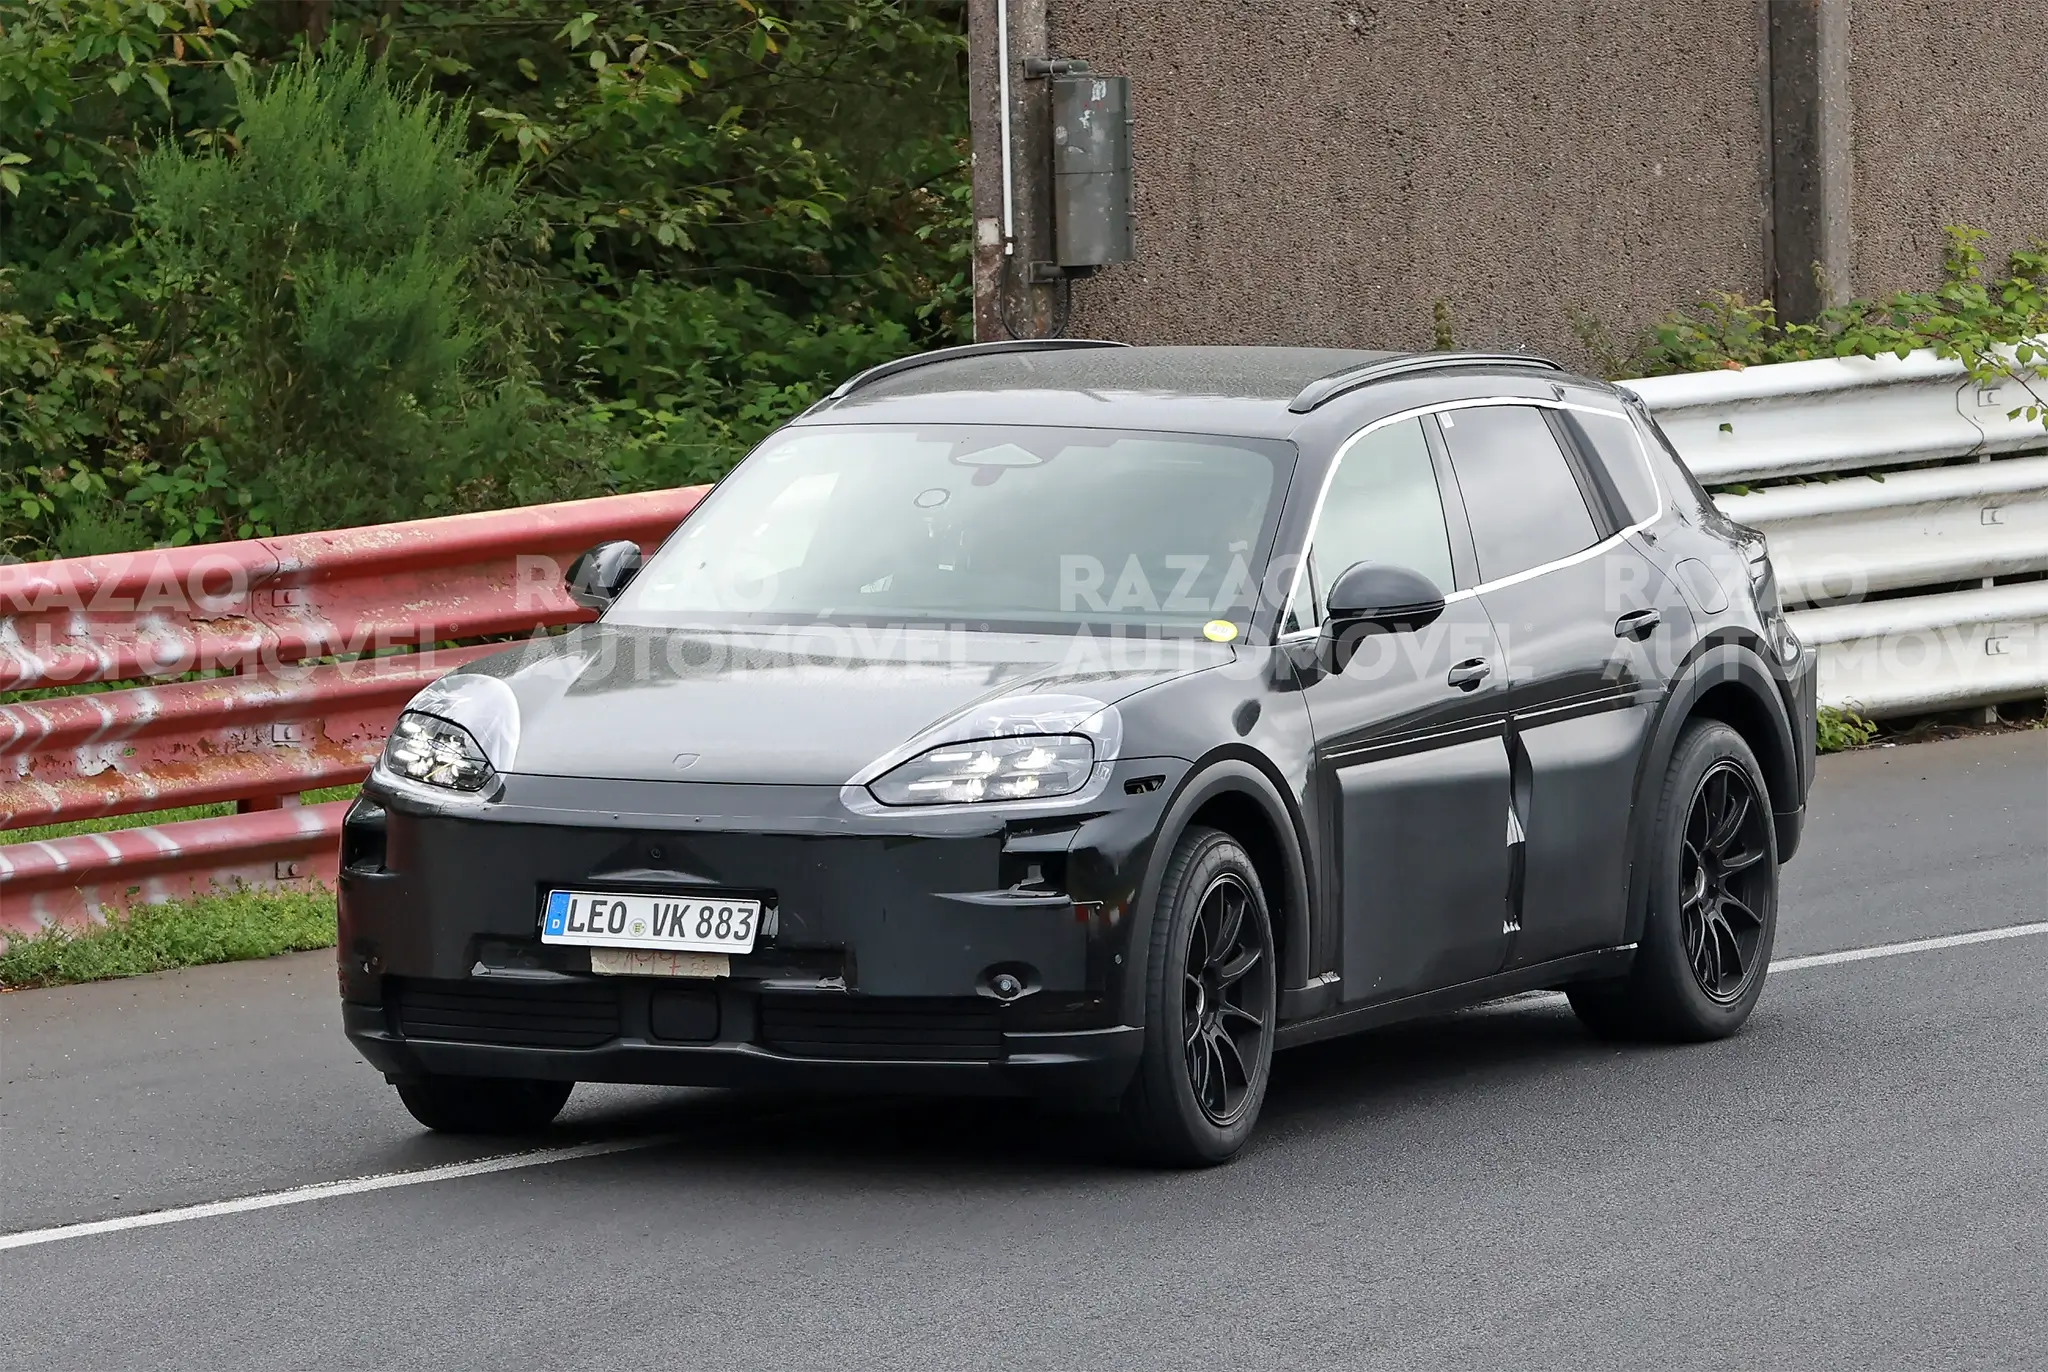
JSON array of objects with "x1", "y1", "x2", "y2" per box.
[
  {"x1": 1622, "y1": 641, "x2": 1800, "y2": 946},
  {"x1": 1123, "y1": 752, "x2": 1315, "y2": 1027}
]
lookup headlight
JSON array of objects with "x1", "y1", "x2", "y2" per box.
[
  {"x1": 867, "y1": 734, "x2": 1095, "y2": 806},
  {"x1": 380, "y1": 712, "x2": 495, "y2": 792}
]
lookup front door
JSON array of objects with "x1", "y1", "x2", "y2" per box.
[{"x1": 1289, "y1": 415, "x2": 1514, "y2": 1004}]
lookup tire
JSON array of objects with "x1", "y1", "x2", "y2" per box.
[
  {"x1": 1118, "y1": 826, "x2": 1278, "y2": 1167},
  {"x1": 394, "y1": 1074, "x2": 574, "y2": 1135},
  {"x1": 1569, "y1": 719, "x2": 1779, "y2": 1042}
]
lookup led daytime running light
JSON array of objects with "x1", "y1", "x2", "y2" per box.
[
  {"x1": 868, "y1": 734, "x2": 1095, "y2": 806},
  {"x1": 381, "y1": 712, "x2": 495, "y2": 793}
]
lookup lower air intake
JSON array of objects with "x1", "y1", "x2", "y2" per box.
[
  {"x1": 391, "y1": 978, "x2": 621, "y2": 1049},
  {"x1": 758, "y1": 995, "x2": 1003, "y2": 1062}
]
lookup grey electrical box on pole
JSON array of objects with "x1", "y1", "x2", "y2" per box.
[{"x1": 1050, "y1": 74, "x2": 1134, "y2": 268}]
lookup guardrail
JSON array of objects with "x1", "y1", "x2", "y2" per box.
[
  {"x1": 1621, "y1": 348, "x2": 2047, "y2": 482},
  {"x1": 1, "y1": 489, "x2": 704, "y2": 935},
  {"x1": 2, "y1": 348, "x2": 2042, "y2": 939},
  {"x1": 1626, "y1": 348, "x2": 2047, "y2": 722}
]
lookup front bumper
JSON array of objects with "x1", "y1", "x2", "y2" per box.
[
  {"x1": 337, "y1": 767, "x2": 1182, "y2": 1102},
  {"x1": 343, "y1": 997, "x2": 1143, "y2": 1099}
]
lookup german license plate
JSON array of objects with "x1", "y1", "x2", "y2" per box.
[{"x1": 540, "y1": 890, "x2": 760, "y2": 954}]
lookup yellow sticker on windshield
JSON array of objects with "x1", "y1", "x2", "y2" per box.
[{"x1": 1203, "y1": 620, "x2": 1239, "y2": 643}]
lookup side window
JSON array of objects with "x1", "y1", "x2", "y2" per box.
[
  {"x1": 1562, "y1": 408, "x2": 1661, "y2": 525},
  {"x1": 1440, "y1": 406, "x2": 1599, "y2": 582},
  {"x1": 1306, "y1": 417, "x2": 1456, "y2": 618},
  {"x1": 1627, "y1": 401, "x2": 1719, "y2": 528}
]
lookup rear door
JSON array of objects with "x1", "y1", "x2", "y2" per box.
[
  {"x1": 1288, "y1": 415, "x2": 1514, "y2": 1004},
  {"x1": 1435, "y1": 403, "x2": 1681, "y2": 966}
]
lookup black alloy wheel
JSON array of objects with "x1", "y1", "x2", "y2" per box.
[
  {"x1": 1680, "y1": 758, "x2": 1773, "y2": 1003},
  {"x1": 1120, "y1": 826, "x2": 1278, "y2": 1166},
  {"x1": 1565, "y1": 719, "x2": 1779, "y2": 1043},
  {"x1": 1182, "y1": 872, "x2": 1272, "y2": 1126}
]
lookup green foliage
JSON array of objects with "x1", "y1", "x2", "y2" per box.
[
  {"x1": 0, "y1": 886, "x2": 336, "y2": 988},
  {"x1": 0, "y1": 0, "x2": 970, "y2": 559},
  {"x1": 1816, "y1": 705, "x2": 1880, "y2": 754},
  {"x1": 434, "y1": 0, "x2": 972, "y2": 487},
  {"x1": 1617, "y1": 228, "x2": 2048, "y2": 426},
  {"x1": 0, "y1": 0, "x2": 253, "y2": 234},
  {"x1": 138, "y1": 50, "x2": 590, "y2": 530}
]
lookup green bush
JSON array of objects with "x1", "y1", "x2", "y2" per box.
[
  {"x1": 1816, "y1": 706, "x2": 1880, "y2": 754},
  {"x1": 138, "y1": 51, "x2": 599, "y2": 532},
  {"x1": 1592, "y1": 228, "x2": 2048, "y2": 426},
  {"x1": 0, "y1": 1, "x2": 970, "y2": 559}
]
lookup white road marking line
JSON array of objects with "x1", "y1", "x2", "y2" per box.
[
  {"x1": 1770, "y1": 921, "x2": 2048, "y2": 971},
  {"x1": 1460, "y1": 919, "x2": 2048, "y2": 1017},
  {"x1": 6, "y1": 920, "x2": 2047, "y2": 1254},
  {"x1": 0, "y1": 1136, "x2": 669, "y2": 1254}
]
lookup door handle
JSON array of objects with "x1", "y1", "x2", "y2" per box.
[
  {"x1": 1614, "y1": 608, "x2": 1662, "y2": 641},
  {"x1": 1447, "y1": 658, "x2": 1491, "y2": 691}
]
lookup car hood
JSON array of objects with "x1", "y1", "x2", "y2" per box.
[{"x1": 427, "y1": 624, "x2": 1231, "y2": 785}]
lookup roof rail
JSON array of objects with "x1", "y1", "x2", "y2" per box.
[
  {"x1": 825, "y1": 339, "x2": 1132, "y2": 401},
  {"x1": 1288, "y1": 351, "x2": 1565, "y2": 414}
]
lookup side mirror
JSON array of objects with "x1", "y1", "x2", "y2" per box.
[
  {"x1": 565, "y1": 540, "x2": 643, "y2": 612},
  {"x1": 1322, "y1": 561, "x2": 1446, "y2": 672}
]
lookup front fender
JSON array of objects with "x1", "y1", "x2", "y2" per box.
[{"x1": 1119, "y1": 755, "x2": 1317, "y2": 1028}]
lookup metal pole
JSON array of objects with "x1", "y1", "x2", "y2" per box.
[
  {"x1": 996, "y1": 0, "x2": 1015, "y2": 255},
  {"x1": 967, "y1": 0, "x2": 1051, "y2": 340}
]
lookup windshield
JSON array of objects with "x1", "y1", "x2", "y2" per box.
[{"x1": 609, "y1": 424, "x2": 1295, "y2": 634}]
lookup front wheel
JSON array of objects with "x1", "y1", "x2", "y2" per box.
[
  {"x1": 1569, "y1": 720, "x2": 1779, "y2": 1041},
  {"x1": 394, "y1": 1074, "x2": 574, "y2": 1135},
  {"x1": 1118, "y1": 827, "x2": 1278, "y2": 1167}
]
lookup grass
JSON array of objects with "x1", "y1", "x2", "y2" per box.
[
  {"x1": 1, "y1": 784, "x2": 362, "y2": 846},
  {"x1": 0, "y1": 889, "x2": 337, "y2": 990}
]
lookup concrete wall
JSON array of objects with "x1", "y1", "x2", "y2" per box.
[
  {"x1": 1000, "y1": 0, "x2": 2048, "y2": 368},
  {"x1": 1044, "y1": 0, "x2": 1772, "y2": 368},
  {"x1": 1847, "y1": 0, "x2": 2048, "y2": 294}
]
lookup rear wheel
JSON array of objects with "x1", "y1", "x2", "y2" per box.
[
  {"x1": 1119, "y1": 826, "x2": 1277, "y2": 1167},
  {"x1": 394, "y1": 1074, "x2": 574, "y2": 1135},
  {"x1": 1569, "y1": 720, "x2": 1778, "y2": 1041}
]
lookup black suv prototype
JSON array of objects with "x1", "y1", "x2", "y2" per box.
[{"x1": 339, "y1": 343, "x2": 1819, "y2": 1165}]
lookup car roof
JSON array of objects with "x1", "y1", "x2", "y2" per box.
[{"x1": 794, "y1": 345, "x2": 1575, "y2": 438}]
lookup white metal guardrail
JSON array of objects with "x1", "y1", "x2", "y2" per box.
[
  {"x1": 1715, "y1": 454, "x2": 2048, "y2": 602},
  {"x1": 1624, "y1": 349, "x2": 2047, "y2": 719}
]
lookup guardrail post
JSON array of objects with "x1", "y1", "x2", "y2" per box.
[
  {"x1": 1978, "y1": 452, "x2": 1999, "y2": 724},
  {"x1": 238, "y1": 794, "x2": 301, "y2": 814}
]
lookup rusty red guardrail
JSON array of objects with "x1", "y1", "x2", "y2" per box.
[{"x1": 0, "y1": 487, "x2": 705, "y2": 937}]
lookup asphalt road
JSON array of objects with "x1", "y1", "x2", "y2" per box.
[{"x1": 2, "y1": 730, "x2": 2042, "y2": 1372}]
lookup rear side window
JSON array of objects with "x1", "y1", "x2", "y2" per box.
[
  {"x1": 1623, "y1": 401, "x2": 1723, "y2": 529},
  {"x1": 1563, "y1": 408, "x2": 1661, "y2": 524},
  {"x1": 1439, "y1": 405, "x2": 1599, "y2": 582}
]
